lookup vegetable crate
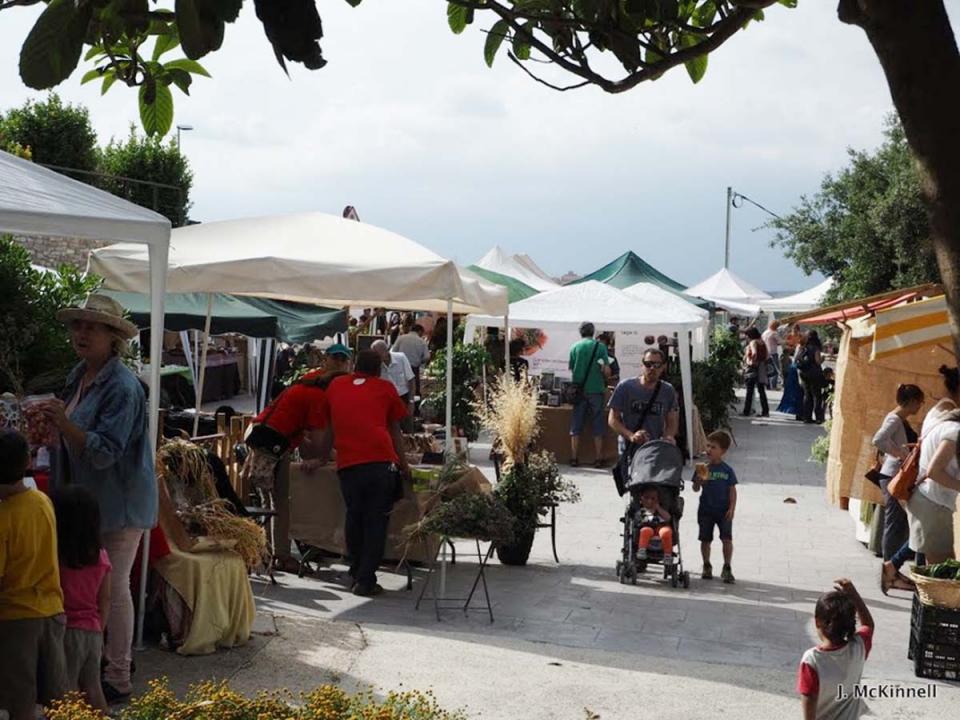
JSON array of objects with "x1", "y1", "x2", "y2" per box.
[{"x1": 909, "y1": 593, "x2": 960, "y2": 680}]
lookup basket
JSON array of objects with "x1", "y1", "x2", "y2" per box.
[
  {"x1": 909, "y1": 570, "x2": 960, "y2": 609},
  {"x1": 908, "y1": 594, "x2": 960, "y2": 680}
]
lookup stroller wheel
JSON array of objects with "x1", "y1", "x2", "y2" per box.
[{"x1": 682, "y1": 572, "x2": 691, "y2": 589}]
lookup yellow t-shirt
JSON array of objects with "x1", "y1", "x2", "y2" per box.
[{"x1": 0, "y1": 488, "x2": 64, "y2": 620}]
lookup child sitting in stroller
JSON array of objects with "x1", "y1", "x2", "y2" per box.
[{"x1": 635, "y1": 486, "x2": 674, "y2": 566}]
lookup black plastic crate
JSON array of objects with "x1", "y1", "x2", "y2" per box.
[{"x1": 909, "y1": 594, "x2": 960, "y2": 680}]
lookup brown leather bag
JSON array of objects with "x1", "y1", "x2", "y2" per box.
[{"x1": 888, "y1": 442, "x2": 921, "y2": 502}]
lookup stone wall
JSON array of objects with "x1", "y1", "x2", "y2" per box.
[{"x1": 14, "y1": 235, "x2": 110, "y2": 270}]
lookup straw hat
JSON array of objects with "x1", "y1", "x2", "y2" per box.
[{"x1": 56, "y1": 294, "x2": 139, "y2": 339}]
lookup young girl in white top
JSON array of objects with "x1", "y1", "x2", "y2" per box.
[{"x1": 797, "y1": 579, "x2": 874, "y2": 720}]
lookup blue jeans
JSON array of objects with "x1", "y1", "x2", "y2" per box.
[{"x1": 571, "y1": 393, "x2": 606, "y2": 436}]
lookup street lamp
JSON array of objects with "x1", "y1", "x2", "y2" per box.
[{"x1": 176, "y1": 124, "x2": 194, "y2": 150}]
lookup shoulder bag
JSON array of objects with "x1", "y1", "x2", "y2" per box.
[
  {"x1": 612, "y1": 381, "x2": 663, "y2": 496},
  {"x1": 562, "y1": 340, "x2": 601, "y2": 405},
  {"x1": 888, "y1": 438, "x2": 923, "y2": 502}
]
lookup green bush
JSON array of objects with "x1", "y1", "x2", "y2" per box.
[
  {"x1": 692, "y1": 328, "x2": 741, "y2": 433},
  {"x1": 422, "y1": 341, "x2": 490, "y2": 441},
  {"x1": 810, "y1": 419, "x2": 832, "y2": 464}
]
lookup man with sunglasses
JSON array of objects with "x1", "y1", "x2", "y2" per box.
[{"x1": 608, "y1": 348, "x2": 679, "y2": 448}]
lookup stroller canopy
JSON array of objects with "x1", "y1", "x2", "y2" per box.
[{"x1": 626, "y1": 441, "x2": 684, "y2": 492}]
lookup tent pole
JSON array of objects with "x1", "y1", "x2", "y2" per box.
[
  {"x1": 137, "y1": 241, "x2": 167, "y2": 651},
  {"x1": 445, "y1": 299, "x2": 454, "y2": 454},
  {"x1": 678, "y1": 331, "x2": 695, "y2": 463},
  {"x1": 192, "y1": 293, "x2": 214, "y2": 437},
  {"x1": 504, "y1": 307, "x2": 510, "y2": 370}
]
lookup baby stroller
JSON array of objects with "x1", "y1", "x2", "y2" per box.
[{"x1": 615, "y1": 440, "x2": 691, "y2": 588}]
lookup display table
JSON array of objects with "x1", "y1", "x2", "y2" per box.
[
  {"x1": 163, "y1": 352, "x2": 241, "y2": 404},
  {"x1": 533, "y1": 405, "x2": 618, "y2": 464}
]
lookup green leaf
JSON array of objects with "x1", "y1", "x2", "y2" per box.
[
  {"x1": 139, "y1": 81, "x2": 174, "y2": 137},
  {"x1": 692, "y1": 0, "x2": 716, "y2": 27},
  {"x1": 175, "y1": 0, "x2": 225, "y2": 59},
  {"x1": 167, "y1": 68, "x2": 193, "y2": 95},
  {"x1": 484, "y1": 19, "x2": 510, "y2": 68},
  {"x1": 447, "y1": 3, "x2": 470, "y2": 34},
  {"x1": 101, "y1": 72, "x2": 117, "y2": 95},
  {"x1": 778, "y1": 0, "x2": 798, "y2": 7},
  {"x1": 512, "y1": 21, "x2": 534, "y2": 61},
  {"x1": 344, "y1": 0, "x2": 364, "y2": 5},
  {"x1": 19, "y1": 0, "x2": 91, "y2": 90},
  {"x1": 80, "y1": 68, "x2": 102, "y2": 84},
  {"x1": 163, "y1": 58, "x2": 212, "y2": 78},
  {"x1": 212, "y1": 0, "x2": 243, "y2": 22},
  {"x1": 152, "y1": 31, "x2": 181, "y2": 61},
  {"x1": 84, "y1": 46, "x2": 104, "y2": 61},
  {"x1": 684, "y1": 53, "x2": 708, "y2": 83}
]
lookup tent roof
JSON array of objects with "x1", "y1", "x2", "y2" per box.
[
  {"x1": 474, "y1": 246, "x2": 559, "y2": 292},
  {"x1": 105, "y1": 291, "x2": 347, "y2": 344},
  {"x1": 684, "y1": 267, "x2": 771, "y2": 303},
  {"x1": 465, "y1": 280, "x2": 707, "y2": 333},
  {"x1": 760, "y1": 278, "x2": 834, "y2": 314},
  {"x1": 0, "y1": 150, "x2": 170, "y2": 246},
  {"x1": 621, "y1": 281, "x2": 709, "y2": 322},
  {"x1": 572, "y1": 251, "x2": 688, "y2": 294},
  {"x1": 513, "y1": 253, "x2": 556, "y2": 284},
  {"x1": 89, "y1": 212, "x2": 507, "y2": 315},
  {"x1": 466, "y1": 265, "x2": 539, "y2": 303}
]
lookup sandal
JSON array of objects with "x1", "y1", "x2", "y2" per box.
[
  {"x1": 891, "y1": 573, "x2": 916, "y2": 592},
  {"x1": 880, "y1": 562, "x2": 901, "y2": 595}
]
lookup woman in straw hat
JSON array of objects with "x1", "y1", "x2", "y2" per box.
[{"x1": 42, "y1": 293, "x2": 156, "y2": 702}]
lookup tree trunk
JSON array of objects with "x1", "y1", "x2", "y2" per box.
[{"x1": 839, "y1": 0, "x2": 960, "y2": 356}]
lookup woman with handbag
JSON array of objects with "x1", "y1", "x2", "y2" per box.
[
  {"x1": 905, "y1": 366, "x2": 960, "y2": 566},
  {"x1": 741, "y1": 327, "x2": 769, "y2": 417},
  {"x1": 872, "y1": 384, "x2": 924, "y2": 593}
]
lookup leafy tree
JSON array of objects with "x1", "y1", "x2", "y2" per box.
[
  {"x1": 0, "y1": 236, "x2": 102, "y2": 395},
  {"x1": 0, "y1": 93, "x2": 98, "y2": 171},
  {"x1": 99, "y1": 127, "x2": 194, "y2": 226},
  {"x1": 769, "y1": 117, "x2": 940, "y2": 303}
]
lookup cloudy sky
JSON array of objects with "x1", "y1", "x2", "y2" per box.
[{"x1": 2, "y1": 2, "x2": 951, "y2": 292}]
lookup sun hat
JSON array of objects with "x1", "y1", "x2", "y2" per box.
[
  {"x1": 325, "y1": 342, "x2": 353, "y2": 358},
  {"x1": 56, "y1": 294, "x2": 139, "y2": 339}
]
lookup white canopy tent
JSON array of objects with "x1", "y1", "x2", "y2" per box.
[
  {"x1": 684, "y1": 267, "x2": 770, "y2": 316},
  {"x1": 475, "y1": 245, "x2": 560, "y2": 292},
  {"x1": 759, "y1": 277, "x2": 834, "y2": 315},
  {"x1": 621, "y1": 281, "x2": 710, "y2": 361},
  {"x1": 464, "y1": 281, "x2": 703, "y2": 462},
  {"x1": 0, "y1": 149, "x2": 170, "y2": 649},
  {"x1": 513, "y1": 252, "x2": 557, "y2": 285}
]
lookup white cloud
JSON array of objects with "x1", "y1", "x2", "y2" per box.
[{"x1": 1, "y1": 1, "x2": 952, "y2": 291}]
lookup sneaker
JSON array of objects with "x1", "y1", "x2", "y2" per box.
[
  {"x1": 101, "y1": 682, "x2": 131, "y2": 705},
  {"x1": 721, "y1": 565, "x2": 735, "y2": 584},
  {"x1": 702, "y1": 563, "x2": 713, "y2": 579},
  {"x1": 662, "y1": 553, "x2": 674, "y2": 566},
  {"x1": 636, "y1": 547, "x2": 648, "y2": 560},
  {"x1": 352, "y1": 582, "x2": 384, "y2": 597}
]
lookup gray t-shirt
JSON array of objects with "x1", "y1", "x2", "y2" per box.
[{"x1": 607, "y1": 379, "x2": 679, "y2": 440}]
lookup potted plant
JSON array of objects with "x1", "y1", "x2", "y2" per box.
[
  {"x1": 478, "y1": 375, "x2": 580, "y2": 565},
  {"x1": 421, "y1": 341, "x2": 490, "y2": 440}
]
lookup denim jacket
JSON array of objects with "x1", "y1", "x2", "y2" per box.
[{"x1": 52, "y1": 357, "x2": 157, "y2": 532}]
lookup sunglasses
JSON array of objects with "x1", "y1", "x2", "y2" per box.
[{"x1": 643, "y1": 361, "x2": 664, "y2": 369}]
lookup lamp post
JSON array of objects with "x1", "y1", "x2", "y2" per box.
[{"x1": 176, "y1": 124, "x2": 194, "y2": 150}]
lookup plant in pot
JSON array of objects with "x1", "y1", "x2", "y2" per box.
[
  {"x1": 421, "y1": 341, "x2": 490, "y2": 440},
  {"x1": 478, "y1": 374, "x2": 580, "y2": 565}
]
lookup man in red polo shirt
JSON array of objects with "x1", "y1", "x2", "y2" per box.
[
  {"x1": 244, "y1": 343, "x2": 352, "y2": 569},
  {"x1": 319, "y1": 349, "x2": 410, "y2": 596}
]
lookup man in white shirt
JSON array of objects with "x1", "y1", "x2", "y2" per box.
[
  {"x1": 391, "y1": 324, "x2": 431, "y2": 398},
  {"x1": 371, "y1": 339, "x2": 415, "y2": 408},
  {"x1": 761, "y1": 321, "x2": 783, "y2": 390}
]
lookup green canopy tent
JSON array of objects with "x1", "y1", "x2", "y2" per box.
[
  {"x1": 104, "y1": 290, "x2": 347, "y2": 343},
  {"x1": 466, "y1": 265, "x2": 539, "y2": 303},
  {"x1": 571, "y1": 251, "x2": 711, "y2": 308}
]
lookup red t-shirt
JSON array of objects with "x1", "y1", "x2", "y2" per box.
[
  {"x1": 322, "y1": 373, "x2": 408, "y2": 470},
  {"x1": 255, "y1": 370, "x2": 327, "y2": 448}
]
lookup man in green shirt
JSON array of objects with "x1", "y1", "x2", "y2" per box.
[{"x1": 568, "y1": 322, "x2": 611, "y2": 467}]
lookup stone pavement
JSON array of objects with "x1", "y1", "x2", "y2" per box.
[{"x1": 135, "y1": 398, "x2": 958, "y2": 718}]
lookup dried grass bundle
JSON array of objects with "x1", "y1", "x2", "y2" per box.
[
  {"x1": 177, "y1": 499, "x2": 268, "y2": 570},
  {"x1": 156, "y1": 439, "x2": 218, "y2": 506},
  {"x1": 476, "y1": 373, "x2": 540, "y2": 466}
]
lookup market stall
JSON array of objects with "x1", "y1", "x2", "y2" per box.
[
  {"x1": 474, "y1": 245, "x2": 559, "y2": 292},
  {"x1": 684, "y1": 267, "x2": 769, "y2": 316},
  {"x1": 0, "y1": 149, "x2": 171, "y2": 648},
  {"x1": 464, "y1": 280, "x2": 708, "y2": 463},
  {"x1": 759, "y1": 277, "x2": 834, "y2": 315}
]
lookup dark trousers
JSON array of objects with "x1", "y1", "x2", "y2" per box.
[
  {"x1": 338, "y1": 462, "x2": 397, "y2": 587},
  {"x1": 801, "y1": 379, "x2": 824, "y2": 423},
  {"x1": 878, "y1": 476, "x2": 910, "y2": 562},
  {"x1": 743, "y1": 377, "x2": 769, "y2": 415}
]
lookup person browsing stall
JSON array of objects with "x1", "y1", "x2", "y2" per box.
[
  {"x1": 608, "y1": 347, "x2": 679, "y2": 447},
  {"x1": 568, "y1": 322, "x2": 612, "y2": 468},
  {"x1": 391, "y1": 324, "x2": 431, "y2": 399},
  {"x1": 317, "y1": 350, "x2": 411, "y2": 597},
  {"x1": 371, "y1": 339, "x2": 415, "y2": 413}
]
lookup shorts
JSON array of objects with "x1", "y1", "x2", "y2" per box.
[
  {"x1": 0, "y1": 615, "x2": 68, "y2": 715},
  {"x1": 698, "y1": 510, "x2": 733, "y2": 542},
  {"x1": 571, "y1": 393, "x2": 606, "y2": 436},
  {"x1": 907, "y1": 490, "x2": 955, "y2": 557},
  {"x1": 64, "y1": 627, "x2": 103, "y2": 692}
]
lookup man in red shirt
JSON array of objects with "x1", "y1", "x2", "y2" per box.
[
  {"x1": 245, "y1": 344, "x2": 352, "y2": 569},
  {"x1": 319, "y1": 350, "x2": 410, "y2": 596}
]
